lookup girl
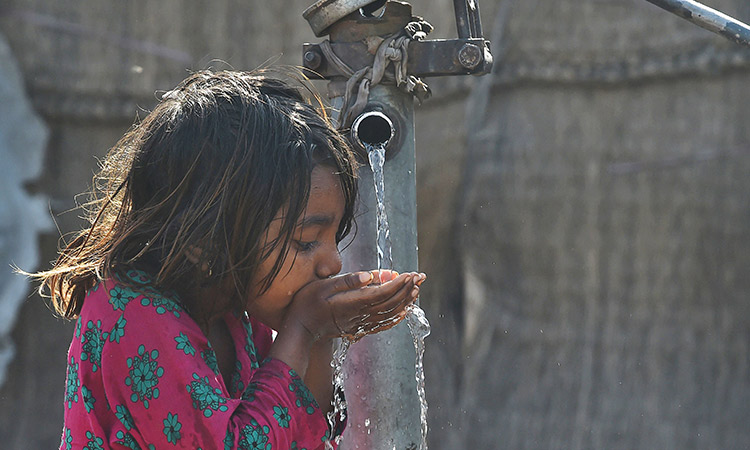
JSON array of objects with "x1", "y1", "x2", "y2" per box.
[{"x1": 33, "y1": 70, "x2": 424, "y2": 449}]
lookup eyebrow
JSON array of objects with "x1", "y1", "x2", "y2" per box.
[{"x1": 296, "y1": 214, "x2": 335, "y2": 228}]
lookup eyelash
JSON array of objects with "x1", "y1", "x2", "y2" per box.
[{"x1": 295, "y1": 240, "x2": 317, "y2": 252}]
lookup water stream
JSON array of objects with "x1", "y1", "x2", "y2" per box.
[
  {"x1": 368, "y1": 142, "x2": 432, "y2": 450},
  {"x1": 326, "y1": 141, "x2": 431, "y2": 449}
]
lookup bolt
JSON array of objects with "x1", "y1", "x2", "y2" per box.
[
  {"x1": 458, "y1": 43, "x2": 482, "y2": 70},
  {"x1": 304, "y1": 50, "x2": 322, "y2": 70}
]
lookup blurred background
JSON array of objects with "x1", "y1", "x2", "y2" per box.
[{"x1": 1, "y1": 0, "x2": 749, "y2": 448}]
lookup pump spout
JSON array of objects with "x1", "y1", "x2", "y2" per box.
[{"x1": 352, "y1": 110, "x2": 395, "y2": 148}]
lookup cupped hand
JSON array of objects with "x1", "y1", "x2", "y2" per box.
[{"x1": 285, "y1": 270, "x2": 426, "y2": 343}]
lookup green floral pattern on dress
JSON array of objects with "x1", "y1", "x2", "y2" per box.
[
  {"x1": 80, "y1": 320, "x2": 104, "y2": 372},
  {"x1": 273, "y1": 404, "x2": 291, "y2": 428},
  {"x1": 109, "y1": 285, "x2": 139, "y2": 311},
  {"x1": 115, "y1": 404, "x2": 135, "y2": 430},
  {"x1": 65, "y1": 355, "x2": 80, "y2": 408},
  {"x1": 62, "y1": 273, "x2": 331, "y2": 450},
  {"x1": 243, "y1": 320, "x2": 260, "y2": 370},
  {"x1": 82, "y1": 385, "x2": 96, "y2": 413},
  {"x1": 238, "y1": 418, "x2": 272, "y2": 450},
  {"x1": 124, "y1": 345, "x2": 164, "y2": 409},
  {"x1": 223, "y1": 429, "x2": 235, "y2": 449},
  {"x1": 121, "y1": 269, "x2": 183, "y2": 316},
  {"x1": 241, "y1": 381, "x2": 261, "y2": 402},
  {"x1": 84, "y1": 430, "x2": 105, "y2": 450},
  {"x1": 163, "y1": 412, "x2": 182, "y2": 445},
  {"x1": 230, "y1": 360, "x2": 245, "y2": 396},
  {"x1": 115, "y1": 430, "x2": 142, "y2": 449},
  {"x1": 124, "y1": 269, "x2": 151, "y2": 285},
  {"x1": 201, "y1": 348, "x2": 219, "y2": 374},
  {"x1": 108, "y1": 315, "x2": 127, "y2": 343},
  {"x1": 63, "y1": 427, "x2": 72, "y2": 450},
  {"x1": 218, "y1": 429, "x2": 233, "y2": 450},
  {"x1": 175, "y1": 332, "x2": 195, "y2": 356},
  {"x1": 140, "y1": 294, "x2": 182, "y2": 317},
  {"x1": 187, "y1": 373, "x2": 229, "y2": 417},
  {"x1": 289, "y1": 370, "x2": 317, "y2": 415}
]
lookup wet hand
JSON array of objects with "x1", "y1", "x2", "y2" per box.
[{"x1": 286, "y1": 270, "x2": 426, "y2": 343}]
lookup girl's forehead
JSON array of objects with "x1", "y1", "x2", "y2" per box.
[
  {"x1": 267, "y1": 168, "x2": 344, "y2": 225},
  {"x1": 310, "y1": 166, "x2": 342, "y2": 189}
]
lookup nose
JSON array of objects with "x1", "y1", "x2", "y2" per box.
[{"x1": 316, "y1": 244, "x2": 342, "y2": 279}]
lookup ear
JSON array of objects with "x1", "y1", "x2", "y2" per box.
[{"x1": 184, "y1": 245, "x2": 203, "y2": 265}]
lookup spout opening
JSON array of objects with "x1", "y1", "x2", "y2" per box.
[{"x1": 352, "y1": 111, "x2": 394, "y2": 148}]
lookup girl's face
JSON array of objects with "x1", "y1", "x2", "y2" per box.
[{"x1": 245, "y1": 166, "x2": 345, "y2": 330}]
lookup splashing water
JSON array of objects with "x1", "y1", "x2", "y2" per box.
[
  {"x1": 326, "y1": 338, "x2": 351, "y2": 450},
  {"x1": 405, "y1": 304, "x2": 431, "y2": 450}
]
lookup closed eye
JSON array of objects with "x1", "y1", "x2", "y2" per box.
[{"x1": 294, "y1": 240, "x2": 318, "y2": 252}]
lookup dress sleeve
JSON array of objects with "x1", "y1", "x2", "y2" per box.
[{"x1": 98, "y1": 280, "x2": 333, "y2": 450}]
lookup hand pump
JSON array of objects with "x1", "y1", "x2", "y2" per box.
[{"x1": 301, "y1": 1, "x2": 492, "y2": 448}]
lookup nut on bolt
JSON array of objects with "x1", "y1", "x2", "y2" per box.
[
  {"x1": 458, "y1": 43, "x2": 482, "y2": 70},
  {"x1": 304, "y1": 50, "x2": 322, "y2": 70}
]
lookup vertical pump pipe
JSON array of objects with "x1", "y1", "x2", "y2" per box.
[{"x1": 336, "y1": 88, "x2": 420, "y2": 449}]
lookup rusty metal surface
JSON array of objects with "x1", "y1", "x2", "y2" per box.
[
  {"x1": 304, "y1": 0, "x2": 397, "y2": 37},
  {"x1": 644, "y1": 0, "x2": 750, "y2": 47},
  {"x1": 327, "y1": 1, "x2": 411, "y2": 42},
  {"x1": 303, "y1": 38, "x2": 491, "y2": 78}
]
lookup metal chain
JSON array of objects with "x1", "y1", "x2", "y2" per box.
[{"x1": 319, "y1": 18, "x2": 433, "y2": 129}]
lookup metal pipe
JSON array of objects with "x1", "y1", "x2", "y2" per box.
[
  {"x1": 453, "y1": 0, "x2": 471, "y2": 39},
  {"x1": 351, "y1": 110, "x2": 395, "y2": 148},
  {"x1": 644, "y1": 0, "x2": 750, "y2": 47},
  {"x1": 334, "y1": 85, "x2": 421, "y2": 449},
  {"x1": 469, "y1": 0, "x2": 484, "y2": 40}
]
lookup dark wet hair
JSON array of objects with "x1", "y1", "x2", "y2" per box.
[{"x1": 35, "y1": 69, "x2": 358, "y2": 319}]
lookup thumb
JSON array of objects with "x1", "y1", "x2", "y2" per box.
[{"x1": 332, "y1": 271, "x2": 374, "y2": 292}]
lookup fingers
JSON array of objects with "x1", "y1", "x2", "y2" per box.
[
  {"x1": 354, "y1": 272, "x2": 418, "y2": 306},
  {"x1": 343, "y1": 288, "x2": 418, "y2": 341},
  {"x1": 331, "y1": 273, "x2": 424, "y2": 319},
  {"x1": 330, "y1": 271, "x2": 374, "y2": 292},
  {"x1": 325, "y1": 271, "x2": 426, "y2": 339},
  {"x1": 370, "y1": 269, "x2": 399, "y2": 284},
  {"x1": 329, "y1": 270, "x2": 422, "y2": 293},
  {"x1": 364, "y1": 272, "x2": 424, "y2": 309},
  {"x1": 368, "y1": 278, "x2": 418, "y2": 317},
  {"x1": 343, "y1": 276, "x2": 418, "y2": 331}
]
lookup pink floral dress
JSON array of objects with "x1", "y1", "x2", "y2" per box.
[{"x1": 60, "y1": 269, "x2": 342, "y2": 449}]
